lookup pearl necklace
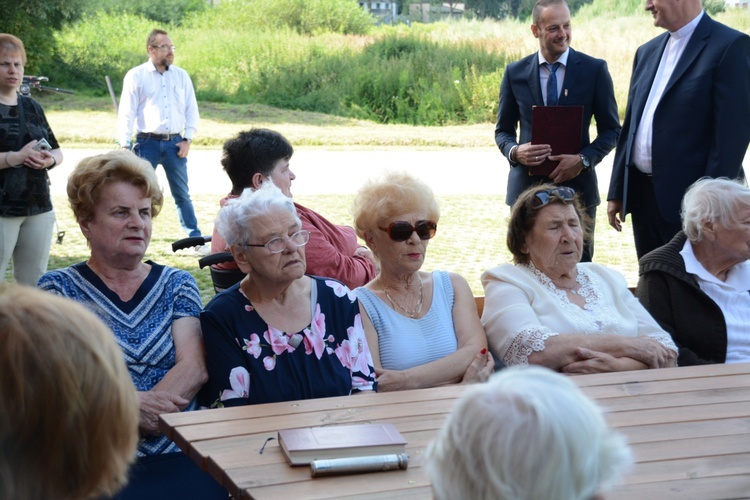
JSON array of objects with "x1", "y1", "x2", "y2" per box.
[{"x1": 383, "y1": 278, "x2": 423, "y2": 319}]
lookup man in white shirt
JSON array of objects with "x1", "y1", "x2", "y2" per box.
[{"x1": 117, "y1": 29, "x2": 202, "y2": 239}]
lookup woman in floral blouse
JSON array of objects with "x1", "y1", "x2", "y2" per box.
[{"x1": 199, "y1": 182, "x2": 375, "y2": 408}]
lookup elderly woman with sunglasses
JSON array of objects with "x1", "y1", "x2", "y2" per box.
[
  {"x1": 353, "y1": 173, "x2": 494, "y2": 392},
  {"x1": 198, "y1": 182, "x2": 376, "y2": 409},
  {"x1": 482, "y1": 184, "x2": 677, "y2": 374}
]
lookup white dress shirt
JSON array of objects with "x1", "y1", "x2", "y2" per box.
[
  {"x1": 680, "y1": 239, "x2": 750, "y2": 363},
  {"x1": 633, "y1": 11, "x2": 703, "y2": 173},
  {"x1": 506, "y1": 50, "x2": 571, "y2": 163},
  {"x1": 537, "y1": 49, "x2": 569, "y2": 106},
  {"x1": 117, "y1": 60, "x2": 199, "y2": 147}
]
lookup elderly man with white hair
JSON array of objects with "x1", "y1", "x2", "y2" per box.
[
  {"x1": 426, "y1": 365, "x2": 632, "y2": 500},
  {"x1": 637, "y1": 177, "x2": 750, "y2": 366}
]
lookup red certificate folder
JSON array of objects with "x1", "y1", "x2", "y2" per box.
[{"x1": 529, "y1": 105, "x2": 584, "y2": 177}]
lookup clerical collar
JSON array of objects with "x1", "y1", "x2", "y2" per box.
[{"x1": 670, "y1": 10, "x2": 703, "y2": 39}]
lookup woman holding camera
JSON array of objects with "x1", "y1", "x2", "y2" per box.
[{"x1": 0, "y1": 34, "x2": 62, "y2": 285}]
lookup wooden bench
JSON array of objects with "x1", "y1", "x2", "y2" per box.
[{"x1": 475, "y1": 295, "x2": 484, "y2": 317}]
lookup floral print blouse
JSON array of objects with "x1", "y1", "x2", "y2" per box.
[{"x1": 199, "y1": 277, "x2": 376, "y2": 408}]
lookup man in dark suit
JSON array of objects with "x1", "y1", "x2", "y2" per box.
[
  {"x1": 495, "y1": 0, "x2": 620, "y2": 262},
  {"x1": 607, "y1": 0, "x2": 750, "y2": 259}
]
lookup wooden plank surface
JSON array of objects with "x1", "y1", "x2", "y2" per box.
[
  {"x1": 573, "y1": 362, "x2": 750, "y2": 387},
  {"x1": 608, "y1": 474, "x2": 750, "y2": 499},
  {"x1": 159, "y1": 362, "x2": 750, "y2": 499}
]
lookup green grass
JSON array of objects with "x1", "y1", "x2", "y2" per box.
[
  {"x1": 44, "y1": 191, "x2": 637, "y2": 305},
  {"x1": 37, "y1": 93, "x2": 497, "y2": 148}
]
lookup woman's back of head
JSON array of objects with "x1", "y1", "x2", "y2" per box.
[
  {"x1": 221, "y1": 128, "x2": 294, "y2": 194},
  {"x1": 427, "y1": 366, "x2": 632, "y2": 500},
  {"x1": 0, "y1": 284, "x2": 139, "y2": 500}
]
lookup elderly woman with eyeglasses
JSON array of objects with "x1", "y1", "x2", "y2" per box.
[
  {"x1": 482, "y1": 184, "x2": 677, "y2": 373},
  {"x1": 198, "y1": 182, "x2": 376, "y2": 408},
  {"x1": 353, "y1": 172, "x2": 494, "y2": 392}
]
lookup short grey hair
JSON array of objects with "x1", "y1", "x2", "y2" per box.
[
  {"x1": 426, "y1": 366, "x2": 632, "y2": 500},
  {"x1": 214, "y1": 181, "x2": 300, "y2": 247},
  {"x1": 682, "y1": 177, "x2": 750, "y2": 242}
]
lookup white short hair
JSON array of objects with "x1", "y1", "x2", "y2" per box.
[
  {"x1": 682, "y1": 177, "x2": 750, "y2": 242},
  {"x1": 426, "y1": 366, "x2": 632, "y2": 500},
  {"x1": 214, "y1": 181, "x2": 299, "y2": 246}
]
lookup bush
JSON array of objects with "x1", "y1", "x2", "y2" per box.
[
  {"x1": 704, "y1": 0, "x2": 725, "y2": 16},
  {"x1": 52, "y1": 12, "x2": 153, "y2": 93},
  {"x1": 238, "y1": 30, "x2": 508, "y2": 125},
  {"x1": 52, "y1": 11, "x2": 509, "y2": 124},
  {"x1": 81, "y1": 0, "x2": 206, "y2": 26},
  {"x1": 55, "y1": 0, "x2": 750, "y2": 125},
  {"x1": 193, "y1": 0, "x2": 374, "y2": 35},
  {"x1": 0, "y1": 0, "x2": 87, "y2": 73}
]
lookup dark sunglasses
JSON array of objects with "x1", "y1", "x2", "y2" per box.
[
  {"x1": 378, "y1": 220, "x2": 438, "y2": 242},
  {"x1": 532, "y1": 187, "x2": 576, "y2": 209}
]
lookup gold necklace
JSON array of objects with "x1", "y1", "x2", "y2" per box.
[{"x1": 383, "y1": 278, "x2": 423, "y2": 319}]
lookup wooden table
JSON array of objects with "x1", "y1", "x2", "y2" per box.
[{"x1": 160, "y1": 363, "x2": 750, "y2": 499}]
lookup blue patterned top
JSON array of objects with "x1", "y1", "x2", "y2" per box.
[
  {"x1": 355, "y1": 270, "x2": 458, "y2": 370},
  {"x1": 38, "y1": 261, "x2": 202, "y2": 456}
]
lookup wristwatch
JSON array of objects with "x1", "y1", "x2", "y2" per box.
[
  {"x1": 579, "y1": 154, "x2": 591, "y2": 172},
  {"x1": 182, "y1": 138, "x2": 192, "y2": 144}
]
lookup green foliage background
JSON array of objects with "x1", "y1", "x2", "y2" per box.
[
  {"x1": 1, "y1": 0, "x2": 745, "y2": 126},
  {"x1": 0, "y1": 0, "x2": 87, "y2": 72}
]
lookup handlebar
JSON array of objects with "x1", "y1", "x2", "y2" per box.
[
  {"x1": 172, "y1": 236, "x2": 211, "y2": 252},
  {"x1": 198, "y1": 252, "x2": 234, "y2": 269},
  {"x1": 19, "y1": 76, "x2": 74, "y2": 96}
]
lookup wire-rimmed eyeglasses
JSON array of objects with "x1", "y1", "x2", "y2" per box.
[
  {"x1": 151, "y1": 44, "x2": 176, "y2": 52},
  {"x1": 242, "y1": 230, "x2": 310, "y2": 254}
]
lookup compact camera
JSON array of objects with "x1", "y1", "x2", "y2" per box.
[{"x1": 32, "y1": 138, "x2": 51, "y2": 152}]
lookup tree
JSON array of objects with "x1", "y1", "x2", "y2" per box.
[
  {"x1": 446, "y1": 1, "x2": 462, "y2": 15},
  {"x1": 465, "y1": 0, "x2": 592, "y2": 21},
  {"x1": 703, "y1": 0, "x2": 725, "y2": 15},
  {"x1": 464, "y1": 0, "x2": 505, "y2": 20},
  {"x1": 82, "y1": 0, "x2": 207, "y2": 26},
  {"x1": 0, "y1": 0, "x2": 87, "y2": 72}
]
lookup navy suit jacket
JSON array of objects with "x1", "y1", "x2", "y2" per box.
[
  {"x1": 495, "y1": 48, "x2": 620, "y2": 208},
  {"x1": 608, "y1": 14, "x2": 750, "y2": 223}
]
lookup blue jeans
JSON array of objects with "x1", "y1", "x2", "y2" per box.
[{"x1": 134, "y1": 136, "x2": 201, "y2": 237}]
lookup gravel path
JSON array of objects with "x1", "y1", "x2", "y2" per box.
[{"x1": 49, "y1": 147, "x2": 617, "y2": 198}]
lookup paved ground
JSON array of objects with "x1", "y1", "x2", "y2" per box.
[{"x1": 49, "y1": 147, "x2": 617, "y2": 198}]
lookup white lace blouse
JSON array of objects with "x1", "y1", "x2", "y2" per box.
[{"x1": 480, "y1": 262, "x2": 677, "y2": 366}]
